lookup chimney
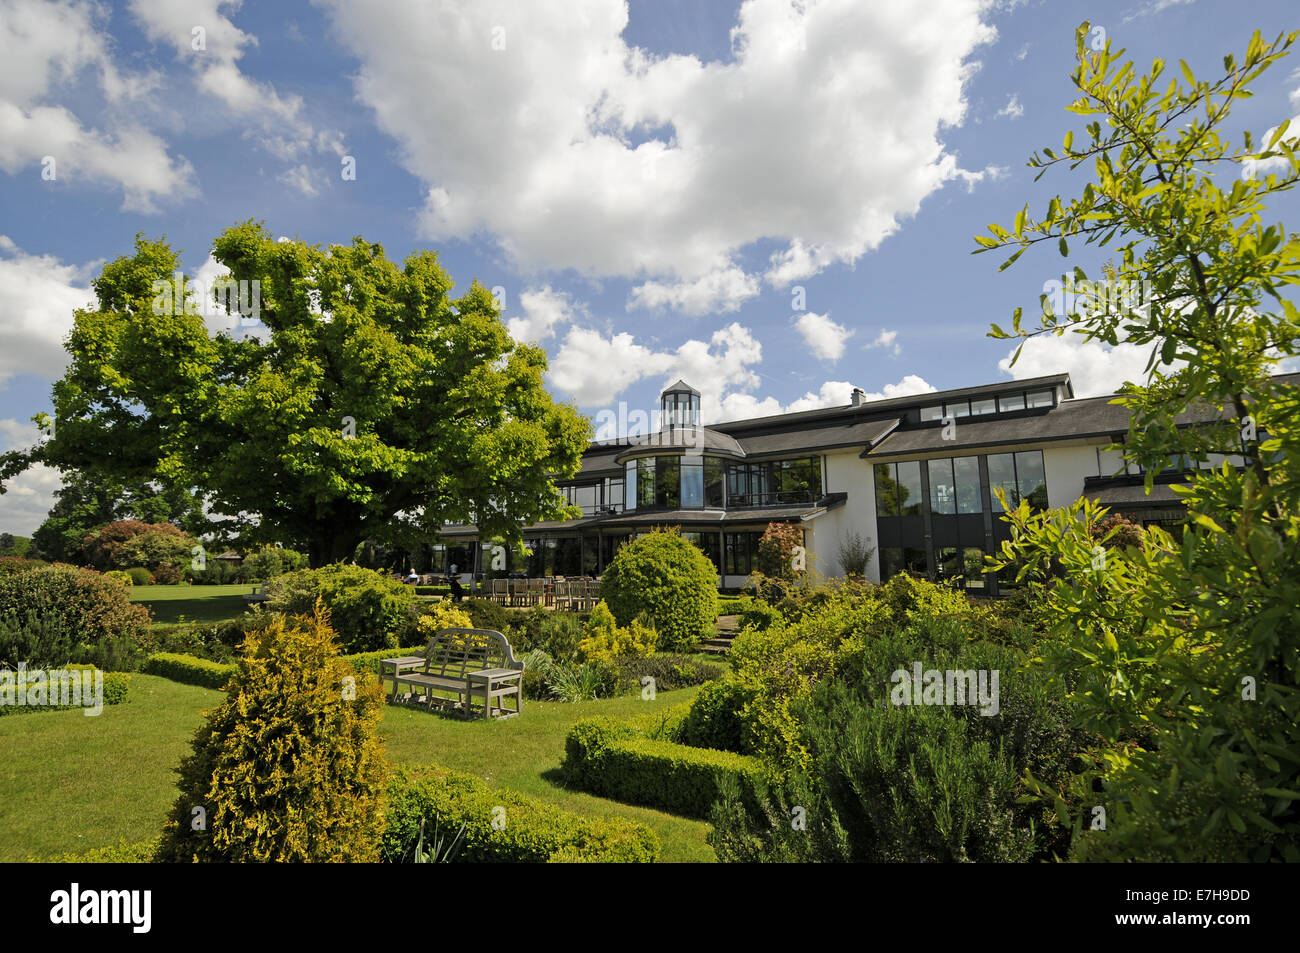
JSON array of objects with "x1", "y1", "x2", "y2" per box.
[{"x1": 850, "y1": 387, "x2": 866, "y2": 407}]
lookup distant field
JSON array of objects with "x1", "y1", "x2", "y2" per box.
[{"x1": 129, "y1": 584, "x2": 256, "y2": 624}]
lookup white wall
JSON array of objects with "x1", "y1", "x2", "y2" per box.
[
  {"x1": 807, "y1": 449, "x2": 880, "y2": 583},
  {"x1": 1043, "y1": 443, "x2": 1104, "y2": 509}
]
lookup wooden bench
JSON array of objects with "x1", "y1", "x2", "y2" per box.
[
  {"x1": 385, "y1": 627, "x2": 524, "y2": 719},
  {"x1": 242, "y1": 580, "x2": 270, "y2": 604}
]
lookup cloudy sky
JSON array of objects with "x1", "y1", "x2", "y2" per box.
[{"x1": 1, "y1": 0, "x2": 1298, "y2": 533}]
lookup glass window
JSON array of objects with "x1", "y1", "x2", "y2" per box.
[
  {"x1": 704, "y1": 458, "x2": 725, "y2": 507},
  {"x1": 920, "y1": 405, "x2": 943, "y2": 422},
  {"x1": 987, "y1": 453, "x2": 1018, "y2": 512},
  {"x1": 573, "y1": 484, "x2": 598, "y2": 513},
  {"x1": 953, "y1": 456, "x2": 982, "y2": 514},
  {"x1": 970, "y1": 397, "x2": 997, "y2": 416},
  {"x1": 879, "y1": 547, "x2": 904, "y2": 581},
  {"x1": 998, "y1": 393, "x2": 1025, "y2": 412},
  {"x1": 1026, "y1": 389, "x2": 1054, "y2": 409},
  {"x1": 945, "y1": 400, "x2": 971, "y2": 419},
  {"x1": 724, "y1": 531, "x2": 763, "y2": 575},
  {"x1": 683, "y1": 532, "x2": 722, "y2": 572},
  {"x1": 938, "y1": 546, "x2": 960, "y2": 581},
  {"x1": 896, "y1": 461, "x2": 923, "y2": 516},
  {"x1": 874, "y1": 463, "x2": 900, "y2": 517},
  {"x1": 1015, "y1": 450, "x2": 1047, "y2": 510},
  {"x1": 680, "y1": 458, "x2": 704, "y2": 508},
  {"x1": 636, "y1": 458, "x2": 656, "y2": 508},
  {"x1": 655, "y1": 456, "x2": 680, "y2": 508},
  {"x1": 605, "y1": 477, "x2": 624, "y2": 511},
  {"x1": 962, "y1": 547, "x2": 987, "y2": 588},
  {"x1": 928, "y1": 458, "x2": 956, "y2": 515},
  {"x1": 625, "y1": 462, "x2": 637, "y2": 511},
  {"x1": 903, "y1": 547, "x2": 928, "y2": 576}
]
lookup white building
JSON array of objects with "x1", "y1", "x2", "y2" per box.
[{"x1": 437, "y1": 373, "x2": 1286, "y2": 594}]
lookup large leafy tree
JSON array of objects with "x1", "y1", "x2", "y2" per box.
[
  {"x1": 3, "y1": 222, "x2": 589, "y2": 566},
  {"x1": 979, "y1": 26, "x2": 1300, "y2": 859}
]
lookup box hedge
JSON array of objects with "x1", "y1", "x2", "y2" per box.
[
  {"x1": 0, "y1": 666, "x2": 129, "y2": 716},
  {"x1": 562, "y1": 715, "x2": 764, "y2": 820},
  {"x1": 144, "y1": 646, "x2": 427, "y2": 687},
  {"x1": 382, "y1": 766, "x2": 659, "y2": 863},
  {"x1": 142, "y1": 652, "x2": 236, "y2": 689}
]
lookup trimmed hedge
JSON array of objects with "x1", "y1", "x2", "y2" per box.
[
  {"x1": 144, "y1": 646, "x2": 426, "y2": 687},
  {"x1": 382, "y1": 766, "x2": 660, "y2": 863},
  {"x1": 142, "y1": 652, "x2": 235, "y2": 689},
  {"x1": 0, "y1": 666, "x2": 129, "y2": 716},
  {"x1": 562, "y1": 716, "x2": 764, "y2": 820},
  {"x1": 343, "y1": 646, "x2": 425, "y2": 675}
]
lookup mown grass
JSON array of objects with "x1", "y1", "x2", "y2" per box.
[
  {"x1": 1, "y1": 674, "x2": 715, "y2": 863},
  {"x1": 129, "y1": 583, "x2": 255, "y2": 623}
]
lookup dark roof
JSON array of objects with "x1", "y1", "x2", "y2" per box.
[
  {"x1": 866, "y1": 371, "x2": 1300, "y2": 459},
  {"x1": 735, "y1": 417, "x2": 899, "y2": 458},
  {"x1": 662, "y1": 379, "x2": 700, "y2": 396},
  {"x1": 866, "y1": 394, "x2": 1130, "y2": 459},
  {"x1": 710, "y1": 373, "x2": 1073, "y2": 433},
  {"x1": 613, "y1": 427, "x2": 746, "y2": 463}
]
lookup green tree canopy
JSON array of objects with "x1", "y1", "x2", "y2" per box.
[{"x1": 4, "y1": 223, "x2": 590, "y2": 566}]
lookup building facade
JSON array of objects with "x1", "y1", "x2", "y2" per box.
[{"x1": 435, "y1": 372, "x2": 1289, "y2": 594}]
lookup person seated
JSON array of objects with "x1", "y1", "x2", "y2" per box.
[
  {"x1": 448, "y1": 574, "x2": 465, "y2": 602},
  {"x1": 405, "y1": 569, "x2": 419, "y2": 585}
]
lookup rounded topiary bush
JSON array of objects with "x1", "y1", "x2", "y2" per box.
[
  {"x1": 266, "y1": 563, "x2": 415, "y2": 653},
  {"x1": 600, "y1": 529, "x2": 718, "y2": 651},
  {"x1": 153, "y1": 605, "x2": 388, "y2": 862},
  {"x1": 0, "y1": 563, "x2": 150, "y2": 670}
]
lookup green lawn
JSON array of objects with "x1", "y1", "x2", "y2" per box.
[
  {"x1": 130, "y1": 583, "x2": 255, "y2": 623},
  {"x1": 0, "y1": 674, "x2": 715, "y2": 863}
]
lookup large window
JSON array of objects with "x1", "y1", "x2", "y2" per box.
[
  {"x1": 874, "y1": 461, "x2": 923, "y2": 516},
  {"x1": 635, "y1": 458, "x2": 656, "y2": 508},
  {"x1": 655, "y1": 456, "x2": 680, "y2": 509},
  {"x1": 927, "y1": 457, "x2": 982, "y2": 515},
  {"x1": 680, "y1": 457, "x2": 704, "y2": 508},
  {"x1": 704, "y1": 458, "x2": 725, "y2": 507},
  {"x1": 625, "y1": 461, "x2": 637, "y2": 511},
  {"x1": 988, "y1": 450, "x2": 1047, "y2": 512},
  {"x1": 724, "y1": 531, "x2": 764, "y2": 575},
  {"x1": 726, "y1": 457, "x2": 821, "y2": 507},
  {"x1": 682, "y1": 531, "x2": 722, "y2": 572}
]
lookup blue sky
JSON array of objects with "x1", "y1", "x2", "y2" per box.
[{"x1": 1, "y1": 0, "x2": 1298, "y2": 533}]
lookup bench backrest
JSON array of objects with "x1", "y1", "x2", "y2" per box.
[{"x1": 421, "y1": 627, "x2": 522, "y2": 678}]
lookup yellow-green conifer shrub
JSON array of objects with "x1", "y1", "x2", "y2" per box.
[
  {"x1": 154, "y1": 603, "x2": 388, "y2": 862},
  {"x1": 577, "y1": 600, "x2": 656, "y2": 663}
]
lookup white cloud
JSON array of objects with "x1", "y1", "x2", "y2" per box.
[
  {"x1": 0, "y1": 0, "x2": 195, "y2": 211},
  {"x1": 952, "y1": 163, "x2": 1008, "y2": 193},
  {"x1": 0, "y1": 236, "x2": 95, "y2": 384},
  {"x1": 629, "y1": 267, "x2": 760, "y2": 316},
  {"x1": 318, "y1": 0, "x2": 998, "y2": 310},
  {"x1": 549, "y1": 321, "x2": 764, "y2": 417},
  {"x1": 128, "y1": 0, "x2": 342, "y2": 163},
  {"x1": 0, "y1": 417, "x2": 60, "y2": 536},
  {"x1": 996, "y1": 94, "x2": 1023, "y2": 119},
  {"x1": 278, "y1": 163, "x2": 319, "y2": 196},
  {"x1": 795, "y1": 311, "x2": 851, "y2": 362},
  {"x1": 508, "y1": 286, "x2": 576, "y2": 344},
  {"x1": 865, "y1": 328, "x2": 900, "y2": 356},
  {"x1": 998, "y1": 334, "x2": 1157, "y2": 397},
  {"x1": 1241, "y1": 113, "x2": 1300, "y2": 180},
  {"x1": 1014, "y1": 43, "x2": 1030, "y2": 62}
]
